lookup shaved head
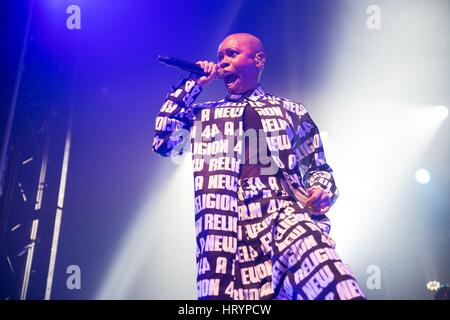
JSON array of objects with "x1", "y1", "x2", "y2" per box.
[
  {"x1": 217, "y1": 33, "x2": 266, "y2": 94},
  {"x1": 219, "y1": 33, "x2": 265, "y2": 56}
]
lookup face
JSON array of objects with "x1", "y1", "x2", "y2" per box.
[{"x1": 217, "y1": 36, "x2": 263, "y2": 94}]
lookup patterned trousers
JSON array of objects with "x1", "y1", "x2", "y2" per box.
[{"x1": 228, "y1": 175, "x2": 366, "y2": 300}]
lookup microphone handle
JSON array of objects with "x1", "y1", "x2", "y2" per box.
[{"x1": 157, "y1": 55, "x2": 210, "y2": 77}]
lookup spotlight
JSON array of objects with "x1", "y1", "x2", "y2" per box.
[
  {"x1": 415, "y1": 169, "x2": 431, "y2": 184},
  {"x1": 433, "y1": 105, "x2": 448, "y2": 121}
]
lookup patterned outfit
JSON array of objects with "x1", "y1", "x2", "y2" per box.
[{"x1": 152, "y1": 78, "x2": 365, "y2": 300}]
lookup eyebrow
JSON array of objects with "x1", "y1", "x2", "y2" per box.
[{"x1": 217, "y1": 47, "x2": 240, "y2": 54}]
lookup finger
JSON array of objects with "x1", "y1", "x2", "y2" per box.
[
  {"x1": 207, "y1": 62, "x2": 215, "y2": 77},
  {"x1": 204, "y1": 61, "x2": 212, "y2": 72},
  {"x1": 201, "y1": 61, "x2": 213, "y2": 78},
  {"x1": 212, "y1": 63, "x2": 219, "y2": 78},
  {"x1": 307, "y1": 194, "x2": 331, "y2": 213},
  {"x1": 307, "y1": 203, "x2": 330, "y2": 215},
  {"x1": 310, "y1": 191, "x2": 325, "y2": 205},
  {"x1": 198, "y1": 61, "x2": 206, "y2": 73},
  {"x1": 312, "y1": 201, "x2": 330, "y2": 212},
  {"x1": 306, "y1": 205, "x2": 322, "y2": 215},
  {"x1": 305, "y1": 189, "x2": 321, "y2": 205},
  {"x1": 312, "y1": 193, "x2": 330, "y2": 208},
  {"x1": 196, "y1": 61, "x2": 206, "y2": 72},
  {"x1": 305, "y1": 193, "x2": 317, "y2": 204},
  {"x1": 195, "y1": 61, "x2": 205, "y2": 75},
  {"x1": 215, "y1": 64, "x2": 224, "y2": 80},
  {"x1": 196, "y1": 61, "x2": 213, "y2": 81},
  {"x1": 320, "y1": 206, "x2": 331, "y2": 214},
  {"x1": 310, "y1": 200, "x2": 323, "y2": 210}
]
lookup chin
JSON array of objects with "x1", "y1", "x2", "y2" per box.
[
  {"x1": 225, "y1": 86, "x2": 239, "y2": 94},
  {"x1": 227, "y1": 85, "x2": 245, "y2": 94}
]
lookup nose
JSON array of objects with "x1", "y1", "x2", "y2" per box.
[{"x1": 219, "y1": 60, "x2": 230, "y2": 69}]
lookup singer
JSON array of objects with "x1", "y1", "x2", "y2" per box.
[{"x1": 152, "y1": 33, "x2": 365, "y2": 300}]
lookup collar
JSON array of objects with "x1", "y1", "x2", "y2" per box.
[{"x1": 224, "y1": 84, "x2": 266, "y2": 102}]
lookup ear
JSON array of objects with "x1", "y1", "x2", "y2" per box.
[{"x1": 255, "y1": 52, "x2": 266, "y2": 68}]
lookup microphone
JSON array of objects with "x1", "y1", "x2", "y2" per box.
[{"x1": 157, "y1": 55, "x2": 210, "y2": 77}]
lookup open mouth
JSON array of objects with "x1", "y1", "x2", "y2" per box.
[{"x1": 224, "y1": 73, "x2": 238, "y2": 85}]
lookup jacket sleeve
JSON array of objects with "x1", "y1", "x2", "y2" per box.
[
  {"x1": 152, "y1": 78, "x2": 202, "y2": 157},
  {"x1": 291, "y1": 103, "x2": 339, "y2": 205}
]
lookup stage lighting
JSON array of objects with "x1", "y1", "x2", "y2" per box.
[
  {"x1": 415, "y1": 169, "x2": 431, "y2": 184},
  {"x1": 433, "y1": 105, "x2": 448, "y2": 121}
]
